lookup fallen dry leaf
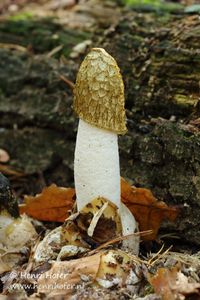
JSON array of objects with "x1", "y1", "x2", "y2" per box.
[
  {"x1": 37, "y1": 252, "x2": 101, "y2": 298},
  {"x1": 0, "y1": 257, "x2": 12, "y2": 274},
  {"x1": 37, "y1": 250, "x2": 136, "y2": 296},
  {"x1": 148, "y1": 265, "x2": 200, "y2": 300},
  {"x1": 121, "y1": 178, "x2": 179, "y2": 240},
  {"x1": 19, "y1": 179, "x2": 178, "y2": 241},
  {"x1": 19, "y1": 184, "x2": 75, "y2": 222}
]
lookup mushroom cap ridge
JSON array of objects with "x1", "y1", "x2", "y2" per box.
[{"x1": 73, "y1": 48, "x2": 127, "y2": 134}]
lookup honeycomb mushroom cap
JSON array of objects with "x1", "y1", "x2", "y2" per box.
[{"x1": 73, "y1": 48, "x2": 127, "y2": 134}]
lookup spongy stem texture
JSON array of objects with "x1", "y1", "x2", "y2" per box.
[{"x1": 74, "y1": 119, "x2": 120, "y2": 211}]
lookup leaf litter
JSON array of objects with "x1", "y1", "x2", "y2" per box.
[{"x1": 1, "y1": 177, "x2": 199, "y2": 300}]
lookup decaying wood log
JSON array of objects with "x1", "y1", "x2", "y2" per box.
[{"x1": 0, "y1": 10, "x2": 200, "y2": 245}]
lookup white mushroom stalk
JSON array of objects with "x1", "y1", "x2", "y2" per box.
[
  {"x1": 75, "y1": 119, "x2": 120, "y2": 210},
  {"x1": 73, "y1": 48, "x2": 139, "y2": 253}
]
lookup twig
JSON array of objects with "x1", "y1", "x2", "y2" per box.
[
  {"x1": 60, "y1": 75, "x2": 75, "y2": 90},
  {"x1": 0, "y1": 164, "x2": 25, "y2": 177},
  {"x1": 47, "y1": 45, "x2": 63, "y2": 58},
  {"x1": 87, "y1": 230, "x2": 153, "y2": 256},
  {"x1": 0, "y1": 43, "x2": 27, "y2": 52},
  {"x1": 147, "y1": 245, "x2": 173, "y2": 266}
]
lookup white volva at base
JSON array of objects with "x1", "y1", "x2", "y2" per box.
[
  {"x1": 74, "y1": 119, "x2": 121, "y2": 211},
  {"x1": 120, "y1": 203, "x2": 139, "y2": 255}
]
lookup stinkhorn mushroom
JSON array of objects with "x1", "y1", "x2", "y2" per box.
[
  {"x1": 73, "y1": 48, "x2": 139, "y2": 253},
  {"x1": 0, "y1": 173, "x2": 37, "y2": 250}
]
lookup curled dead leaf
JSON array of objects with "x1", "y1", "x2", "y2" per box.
[
  {"x1": 121, "y1": 178, "x2": 179, "y2": 240},
  {"x1": 37, "y1": 252, "x2": 101, "y2": 298},
  {"x1": 37, "y1": 250, "x2": 139, "y2": 297},
  {"x1": 148, "y1": 264, "x2": 200, "y2": 300},
  {"x1": 19, "y1": 184, "x2": 75, "y2": 222},
  {"x1": 19, "y1": 179, "x2": 179, "y2": 242}
]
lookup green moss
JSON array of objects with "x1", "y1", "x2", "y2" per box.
[
  {"x1": 0, "y1": 18, "x2": 91, "y2": 57},
  {"x1": 120, "y1": 0, "x2": 184, "y2": 12},
  {"x1": 143, "y1": 283, "x2": 154, "y2": 296},
  {"x1": 8, "y1": 11, "x2": 34, "y2": 21},
  {"x1": 174, "y1": 94, "x2": 199, "y2": 108},
  {"x1": 125, "y1": 0, "x2": 161, "y2": 5}
]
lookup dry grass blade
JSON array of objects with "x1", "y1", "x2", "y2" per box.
[
  {"x1": 0, "y1": 43, "x2": 27, "y2": 52},
  {"x1": 147, "y1": 245, "x2": 173, "y2": 266},
  {"x1": 47, "y1": 45, "x2": 63, "y2": 58}
]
